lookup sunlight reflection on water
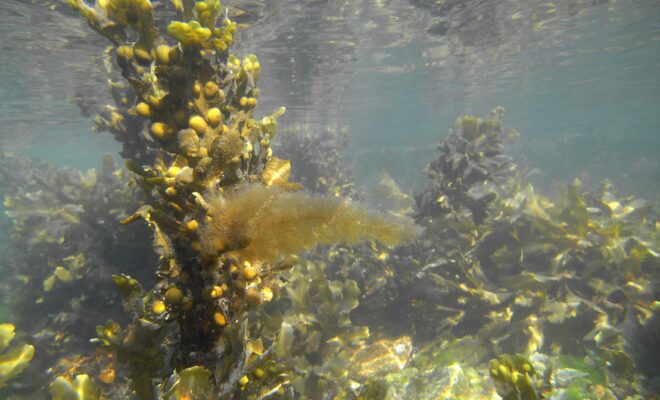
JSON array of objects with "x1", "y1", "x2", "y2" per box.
[{"x1": 0, "y1": 0, "x2": 658, "y2": 196}]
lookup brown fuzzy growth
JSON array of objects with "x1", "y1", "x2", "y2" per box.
[
  {"x1": 211, "y1": 132, "x2": 243, "y2": 166},
  {"x1": 201, "y1": 184, "x2": 416, "y2": 263}
]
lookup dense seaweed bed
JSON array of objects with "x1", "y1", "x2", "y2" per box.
[{"x1": 0, "y1": 0, "x2": 658, "y2": 399}]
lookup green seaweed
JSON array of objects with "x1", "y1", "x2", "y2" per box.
[
  {"x1": 50, "y1": 374, "x2": 101, "y2": 400},
  {"x1": 48, "y1": 0, "x2": 416, "y2": 398},
  {"x1": 489, "y1": 353, "x2": 539, "y2": 400},
  {"x1": 0, "y1": 323, "x2": 34, "y2": 387},
  {"x1": 0, "y1": 1, "x2": 657, "y2": 397}
]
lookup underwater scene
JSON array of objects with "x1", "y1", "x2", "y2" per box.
[{"x1": 0, "y1": 0, "x2": 659, "y2": 399}]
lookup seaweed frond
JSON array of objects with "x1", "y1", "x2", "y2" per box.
[
  {"x1": 201, "y1": 184, "x2": 416, "y2": 263},
  {"x1": 0, "y1": 323, "x2": 34, "y2": 388}
]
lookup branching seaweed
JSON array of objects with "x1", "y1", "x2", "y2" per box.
[
  {"x1": 1, "y1": 0, "x2": 656, "y2": 398},
  {"x1": 47, "y1": 1, "x2": 417, "y2": 398},
  {"x1": 201, "y1": 184, "x2": 416, "y2": 263}
]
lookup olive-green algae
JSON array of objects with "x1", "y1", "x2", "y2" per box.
[
  {"x1": 282, "y1": 110, "x2": 658, "y2": 399},
  {"x1": 0, "y1": 152, "x2": 153, "y2": 397},
  {"x1": 47, "y1": 0, "x2": 416, "y2": 398},
  {"x1": 0, "y1": 323, "x2": 34, "y2": 388},
  {"x1": 50, "y1": 373, "x2": 101, "y2": 400},
  {"x1": 4, "y1": 100, "x2": 658, "y2": 399},
  {"x1": 0, "y1": 2, "x2": 658, "y2": 398}
]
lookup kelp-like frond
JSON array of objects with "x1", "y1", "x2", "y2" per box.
[
  {"x1": 201, "y1": 184, "x2": 416, "y2": 263},
  {"x1": 0, "y1": 324, "x2": 34, "y2": 387}
]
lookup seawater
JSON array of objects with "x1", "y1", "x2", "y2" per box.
[{"x1": 0, "y1": 0, "x2": 659, "y2": 398}]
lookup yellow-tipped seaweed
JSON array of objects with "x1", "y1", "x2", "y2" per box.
[
  {"x1": 49, "y1": 374, "x2": 101, "y2": 400},
  {"x1": 0, "y1": 323, "x2": 34, "y2": 387}
]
